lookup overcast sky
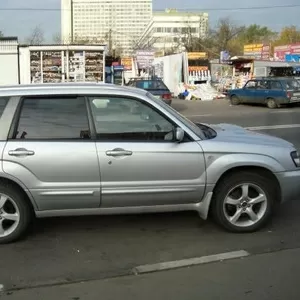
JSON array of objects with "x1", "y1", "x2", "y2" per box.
[{"x1": 0, "y1": 0, "x2": 299, "y2": 42}]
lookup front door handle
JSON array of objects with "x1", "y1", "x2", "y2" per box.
[
  {"x1": 106, "y1": 148, "x2": 133, "y2": 157},
  {"x1": 8, "y1": 148, "x2": 35, "y2": 157}
]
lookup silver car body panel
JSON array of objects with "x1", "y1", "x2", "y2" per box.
[
  {"x1": 0, "y1": 83, "x2": 298, "y2": 220},
  {"x1": 96, "y1": 140, "x2": 206, "y2": 207}
]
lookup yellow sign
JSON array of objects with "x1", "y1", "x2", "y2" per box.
[
  {"x1": 243, "y1": 44, "x2": 263, "y2": 52},
  {"x1": 187, "y1": 52, "x2": 207, "y2": 60},
  {"x1": 188, "y1": 66, "x2": 208, "y2": 71},
  {"x1": 121, "y1": 57, "x2": 132, "y2": 70},
  {"x1": 155, "y1": 50, "x2": 165, "y2": 57}
]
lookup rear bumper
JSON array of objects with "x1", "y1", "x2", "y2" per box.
[
  {"x1": 162, "y1": 99, "x2": 172, "y2": 105},
  {"x1": 275, "y1": 170, "x2": 300, "y2": 203}
]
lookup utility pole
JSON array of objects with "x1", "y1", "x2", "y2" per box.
[{"x1": 108, "y1": 28, "x2": 112, "y2": 56}]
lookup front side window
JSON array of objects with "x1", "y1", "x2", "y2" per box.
[
  {"x1": 13, "y1": 96, "x2": 90, "y2": 140},
  {"x1": 89, "y1": 96, "x2": 175, "y2": 141},
  {"x1": 244, "y1": 81, "x2": 256, "y2": 89},
  {"x1": 256, "y1": 80, "x2": 268, "y2": 89}
]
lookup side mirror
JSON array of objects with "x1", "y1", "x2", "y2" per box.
[{"x1": 175, "y1": 127, "x2": 185, "y2": 142}]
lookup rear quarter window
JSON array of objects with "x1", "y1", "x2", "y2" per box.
[
  {"x1": 136, "y1": 80, "x2": 168, "y2": 90},
  {"x1": 0, "y1": 97, "x2": 9, "y2": 118}
]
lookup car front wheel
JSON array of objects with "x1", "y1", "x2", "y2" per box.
[
  {"x1": 230, "y1": 95, "x2": 240, "y2": 105},
  {"x1": 211, "y1": 171, "x2": 276, "y2": 233},
  {"x1": 0, "y1": 183, "x2": 32, "y2": 244}
]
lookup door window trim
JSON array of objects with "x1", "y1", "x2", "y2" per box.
[
  {"x1": 8, "y1": 94, "x2": 93, "y2": 142},
  {"x1": 86, "y1": 94, "x2": 193, "y2": 143}
]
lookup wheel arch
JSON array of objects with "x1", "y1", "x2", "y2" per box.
[
  {"x1": 211, "y1": 165, "x2": 281, "y2": 207},
  {"x1": 0, "y1": 174, "x2": 37, "y2": 212}
]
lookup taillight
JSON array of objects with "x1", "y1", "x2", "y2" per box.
[
  {"x1": 162, "y1": 93, "x2": 171, "y2": 99},
  {"x1": 287, "y1": 92, "x2": 292, "y2": 98}
]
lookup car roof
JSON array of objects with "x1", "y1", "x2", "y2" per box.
[
  {"x1": 0, "y1": 83, "x2": 149, "y2": 98},
  {"x1": 254, "y1": 77, "x2": 296, "y2": 81}
]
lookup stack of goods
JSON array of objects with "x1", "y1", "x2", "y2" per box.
[{"x1": 177, "y1": 82, "x2": 226, "y2": 101}]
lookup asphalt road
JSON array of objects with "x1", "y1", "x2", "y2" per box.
[
  {"x1": 4, "y1": 248, "x2": 300, "y2": 300},
  {"x1": 1, "y1": 99, "x2": 300, "y2": 296}
]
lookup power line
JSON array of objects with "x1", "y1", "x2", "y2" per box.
[{"x1": 0, "y1": 4, "x2": 300, "y2": 12}]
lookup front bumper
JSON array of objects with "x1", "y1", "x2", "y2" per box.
[{"x1": 275, "y1": 170, "x2": 300, "y2": 203}]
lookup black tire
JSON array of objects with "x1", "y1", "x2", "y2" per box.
[
  {"x1": 211, "y1": 171, "x2": 276, "y2": 233},
  {"x1": 230, "y1": 95, "x2": 240, "y2": 105},
  {"x1": 266, "y1": 98, "x2": 277, "y2": 109},
  {"x1": 0, "y1": 182, "x2": 32, "y2": 244}
]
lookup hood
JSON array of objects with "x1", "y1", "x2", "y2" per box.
[{"x1": 201, "y1": 123, "x2": 293, "y2": 148}]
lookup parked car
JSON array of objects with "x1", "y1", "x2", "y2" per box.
[
  {"x1": 0, "y1": 83, "x2": 299, "y2": 243},
  {"x1": 228, "y1": 77, "x2": 300, "y2": 108},
  {"x1": 126, "y1": 77, "x2": 172, "y2": 105}
]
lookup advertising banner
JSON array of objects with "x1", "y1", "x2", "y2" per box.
[
  {"x1": 121, "y1": 57, "x2": 132, "y2": 71},
  {"x1": 220, "y1": 50, "x2": 230, "y2": 63},
  {"x1": 243, "y1": 44, "x2": 270, "y2": 60},
  {"x1": 285, "y1": 54, "x2": 300, "y2": 62},
  {"x1": 188, "y1": 66, "x2": 208, "y2": 71},
  {"x1": 274, "y1": 44, "x2": 300, "y2": 61},
  {"x1": 135, "y1": 50, "x2": 155, "y2": 69},
  {"x1": 187, "y1": 52, "x2": 207, "y2": 60}
]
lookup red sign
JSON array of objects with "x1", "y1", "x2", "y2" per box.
[{"x1": 274, "y1": 44, "x2": 300, "y2": 61}]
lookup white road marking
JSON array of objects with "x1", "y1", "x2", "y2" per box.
[
  {"x1": 246, "y1": 124, "x2": 300, "y2": 130},
  {"x1": 133, "y1": 250, "x2": 250, "y2": 274},
  {"x1": 187, "y1": 114, "x2": 212, "y2": 117},
  {"x1": 270, "y1": 110, "x2": 294, "y2": 113}
]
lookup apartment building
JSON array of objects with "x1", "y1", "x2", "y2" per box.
[
  {"x1": 61, "y1": 0, "x2": 152, "y2": 55},
  {"x1": 136, "y1": 9, "x2": 209, "y2": 53}
]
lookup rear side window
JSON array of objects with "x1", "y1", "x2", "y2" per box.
[
  {"x1": 0, "y1": 97, "x2": 10, "y2": 118},
  {"x1": 12, "y1": 96, "x2": 91, "y2": 140},
  {"x1": 136, "y1": 80, "x2": 168, "y2": 90},
  {"x1": 269, "y1": 81, "x2": 282, "y2": 90}
]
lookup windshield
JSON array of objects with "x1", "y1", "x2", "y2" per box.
[{"x1": 146, "y1": 92, "x2": 206, "y2": 139}]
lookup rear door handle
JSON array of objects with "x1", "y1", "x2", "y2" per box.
[
  {"x1": 106, "y1": 148, "x2": 132, "y2": 157},
  {"x1": 8, "y1": 148, "x2": 35, "y2": 157}
]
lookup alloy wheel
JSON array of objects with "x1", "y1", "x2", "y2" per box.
[
  {"x1": 0, "y1": 194, "x2": 20, "y2": 238},
  {"x1": 223, "y1": 183, "x2": 268, "y2": 228}
]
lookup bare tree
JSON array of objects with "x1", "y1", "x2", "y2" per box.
[
  {"x1": 25, "y1": 25, "x2": 45, "y2": 45},
  {"x1": 211, "y1": 17, "x2": 244, "y2": 53},
  {"x1": 52, "y1": 33, "x2": 61, "y2": 44}
]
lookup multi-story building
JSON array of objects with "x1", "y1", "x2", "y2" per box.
[
  {"x1": 61, "y1": 0, "x2": 152, "y2": 55},
  {"x1": 136, "y1": 9, "x2": 209, "y2": 53}
]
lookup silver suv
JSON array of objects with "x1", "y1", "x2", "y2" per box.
[{"x1": 0, "y1": 83, "x2": 299, "y2": 244}]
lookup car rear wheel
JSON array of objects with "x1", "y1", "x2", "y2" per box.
[
  {"x1": 266, "y1": 98, "x2": 277, "y2": 109},
  {"x1": 211, "y1": 171, "x2": 275, "y2": 233},
  {"x1": 0, "y1": 183, "x2": 32, "y2": 244},
  {"x1": 230, "y1": 95, "x2": 240, "y2": 105}
]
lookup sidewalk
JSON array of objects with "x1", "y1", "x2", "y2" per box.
[{"x1": 2, "y1": 248, "x2": 300, "y2": 300}]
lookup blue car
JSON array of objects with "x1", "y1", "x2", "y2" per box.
[{"x1": 228, "y1": 77, "x2": 300, "y2": 108}]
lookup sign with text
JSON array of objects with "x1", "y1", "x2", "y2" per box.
[
  {"x1": 243, "y1": 44, "x2": 270, "y2": 60},
  {"x1": 136, "y1": 50, "x2": 155, "y2": 69},
  {"x1": 188, "y1": 66, "x2": 209, "y2": 71},
  {"x1": 187, "y1": 52, "x2": 208, "y2": 60},
  {"x1": 121, "y1": 57, "x2": 132, "y2": 70},
  {"x1": 274, "y1": 44, "x2": 300, "y2": 61}
]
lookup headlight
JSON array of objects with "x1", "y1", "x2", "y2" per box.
[{"x1": 291, "y1": 151, "x2": 300, "y2": 167}]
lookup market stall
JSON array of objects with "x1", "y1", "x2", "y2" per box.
[
  {"x1": 216, "y1": 57, "x2": 253, "y2": 92},
  {"x1": 19, "y1": 45, "x2": 106, "y2": 84}
]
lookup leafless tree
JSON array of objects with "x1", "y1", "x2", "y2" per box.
[
  {"x1": 24, "y1": 25, "x2": 45, "y2": 45},
  {"x1": 52, "y1": 33, "x2": 61, "y2": 44}
]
